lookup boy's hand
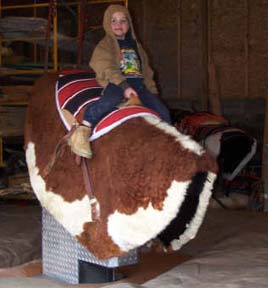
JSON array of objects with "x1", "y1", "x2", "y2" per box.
[
  {"x1": 124, "y1": 87, "x2": 138, "y2": 99},
  {"x1": 119, "y1": 88, "x2": 142, "y2": 108}
]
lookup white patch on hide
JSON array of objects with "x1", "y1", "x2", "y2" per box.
[
  {"x1": 170, "y1": 172, "x2": 217, "y2": 250},
  {"x1": 26, "y1": 142, "x2": 92, "y2": 236},
  {"x1": 107, "y1": 180, "x2": 190, "y2": 251},
  {"x1": 144, "y1": 116, "x2": 204, "y2": 156}
]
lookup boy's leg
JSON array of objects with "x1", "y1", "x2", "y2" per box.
[
  {"x1": 84, "y1": 83, "x2": 124, "y2": 127},
  {"x1": 68, "y1": 84, "x2": 124, "y2": 158},
  {"x1": 138, "y1": 89, "x2": 172, "y2": 124}
]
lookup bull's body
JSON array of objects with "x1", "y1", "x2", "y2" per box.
[{"x1": 25, "y1": 74, "x2": 217, "y2": 259}]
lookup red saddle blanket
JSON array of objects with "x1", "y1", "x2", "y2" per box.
[
  {"x1": 56, "y1": 69, "x2": 103, "y2": 120},
  {"x1": 56, "y1": 69, "x2": 160, "y2": 141},
  {"x1": 90, "y1": 106, "x2": 160, "y2": 141}
]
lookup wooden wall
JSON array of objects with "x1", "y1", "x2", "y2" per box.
[
  {"x1": 2, "y1": 0, "x2": 268, "y2": 107},
  {"x1": 211, "y1": 0, "x2": 268, "y2": 100},
  {"x1": 129, "y1": 0, "x2": 268, "y2": 107}
]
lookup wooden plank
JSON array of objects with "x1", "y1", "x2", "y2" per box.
[
  {"x1": 142, "y1": 0, "x2": 147, "y2": 47},
  {"x1": 177, "y1": 0, "x2": 181, "y2": 99},
  {"x1": 8, "y1": 172, "x2": 30, "y2": 187},
  {"x1": 201, "y1": 0, "x2": 209, "y2": 110},
  {"x1": 262, "y1": 97, "x2": 268, "y2": 211},
  {"x1": 0, "y1": 106, "x2": 26, "y2": 137},
  {"x1": 208, "y1": 60, "x2": 222, "y2": 115},
  {"x1": 0, "y1": 135, "x2": 4, "y2": 168},
  {"x1": 244, "y1": 0, "x2": 249, "y2": 99},
  {"x1": 0, "y1": 101, "x2": 28, "y2": 106},
  {"x1": 206, "y1": 0, "x2": 221, "y2": 115},
  {"x1": 262, "y1": 97, "x2": 268, "y2": 178},
  {"x1": 1, "y1": 85, "x2": 32, "y2": 103}
]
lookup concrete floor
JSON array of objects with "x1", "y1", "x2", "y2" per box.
[{"x1": 0, "y1": 250, "x2": 190, "y2": 288}]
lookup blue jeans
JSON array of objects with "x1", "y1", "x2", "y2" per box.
[{"x1": 83, "y1": 83, "x2": 171, "y2": 126}]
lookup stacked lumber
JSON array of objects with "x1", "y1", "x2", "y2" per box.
[
  {"x1": 0, "y1": 85, "x2": 32, "y2": 103},
  {"x1": 0, "y1": 106, "x2": 26, "y2": 137},
  {"x1": 0, "y1": 172, "x2": 34, "y2": 199}
]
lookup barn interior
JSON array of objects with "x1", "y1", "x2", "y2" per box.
[{"x1": 0, "y1": 0, "x2": 267, "y2": 287}]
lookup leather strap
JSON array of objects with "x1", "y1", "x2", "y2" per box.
[
  {"x1": 81, "y1": 157, "x2": 93, "y2": 198},
  {"x1": 42, "y1": 125, "x2": 100, "y2": 221},
  {"x1": 81, "y1": 157, "x2": 100, "y2": 221},
  {"x1": 43, "y1": 125, "x2": 78, "y2": 178}
]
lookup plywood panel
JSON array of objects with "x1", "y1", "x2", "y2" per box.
[
  {"x1": 211, "y1": 0, "x2": 246, "y2": 99},
  {"x1": 143, "y1": 0, "x2": 178, "y2": 103},
  {"x1": 249, "y1": 1, "x2": 268, "y2": 99},
  {"x1": 180, "y1": 0, "x2": 203, "y2": 102},
  {"x1": 0, "y1": 106, "x2": 26, "y2": 137}
]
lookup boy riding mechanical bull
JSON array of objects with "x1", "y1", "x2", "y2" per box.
[
  {"x1": 68, "y1": 4, "x2": 171, "y2": 159},
  {"x1": 25, "y1": 5, "x2": 218, "y2": 259}
]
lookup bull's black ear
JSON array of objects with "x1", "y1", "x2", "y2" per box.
[{"x1": 157, "y1": 171, "x2": 208, "y2": 247}]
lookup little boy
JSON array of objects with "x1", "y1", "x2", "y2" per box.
[{"x1": 69, "y1": 4, "x2": 171, "y2": 158}]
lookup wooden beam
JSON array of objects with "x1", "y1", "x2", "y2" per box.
[
  {"x1": 208, "y1": 60, "x2": 222, "y2": 115},
  {"x1": 262, "y1": 97, "x2": 268, "y2": 178},
  {"x1": 1, "y1": 0, "x2": 125, "y2": 10},
  {"x1": 262, "y1": 97, "x2": 268, "y2": 211},
  {"x1": 177, "y1": 0, "x2": 181, "y2": 99},
  {"x1": 206, "y1": 0, "x2": 222, "y2": 115},
  {"x1": 201, "y1": 0, "x2": 209, "y2": 110},
  {"x1": 0, "y1": 135, "x2": 4, "y2": 168},
  {"x1": 244, "y1": 0, "x2": 249, "y2": 99},
  {"x1": 142, "y1": 0, "x2": 147, "y2": 47}
]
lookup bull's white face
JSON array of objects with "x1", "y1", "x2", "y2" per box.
[{"x1": 26, "y1": 116, "x2": 217, "y2": 257}]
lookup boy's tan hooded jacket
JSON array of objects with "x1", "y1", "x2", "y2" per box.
[{"x1": 89, "y1": 4, "x2": 158, "y2": 94}]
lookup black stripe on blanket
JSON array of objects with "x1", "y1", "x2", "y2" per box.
[
  {"x1": 58, "y1": 72, "x2": 97, "y2": 89},
  {"x1": 64, "y1": 87, "x2": 103, "y2": 114}
]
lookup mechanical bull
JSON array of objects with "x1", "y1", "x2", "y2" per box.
[{"x1": 25, "y1": 73, "x2": 218, "y2": 259}]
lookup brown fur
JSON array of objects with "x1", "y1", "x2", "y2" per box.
[{"x1": 25, "y1": 74, "x2": 218, "y2": 259}]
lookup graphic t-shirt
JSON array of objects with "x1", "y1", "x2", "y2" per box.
[
  {"x1": 118, "y1": 38, "x2": 143, "y2": 79},
  {"x1": 119, "y1": 48, "x2": 142, "y2": 78}
]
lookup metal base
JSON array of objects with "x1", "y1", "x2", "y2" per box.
[
  {"x1": 79, "y1": 260, "x2": 124, "y2": 283},
  {"x1": 42, "y1": 208, "x2": 138, "y2": 284}
]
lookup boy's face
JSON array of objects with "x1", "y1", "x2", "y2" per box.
[{"x1": 111, "y1": 12, "x2": 129, "y2": 39}]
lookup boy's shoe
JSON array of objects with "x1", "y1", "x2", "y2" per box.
[{"x1": 68, "y1": 125, "x2": 92, "y2": 159}]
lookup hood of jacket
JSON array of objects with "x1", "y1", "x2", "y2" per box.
[{"x1": 103, "y1": 4, "x2": 137, "y2": 40}]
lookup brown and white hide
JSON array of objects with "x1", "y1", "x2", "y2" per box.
[{"x1": 25, "y1": 74, "x2": 218, "y2": 259}]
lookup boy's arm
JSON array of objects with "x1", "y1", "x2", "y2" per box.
[{"x1": 90, "y1": 44, "x2": 127, "y2": 88}]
